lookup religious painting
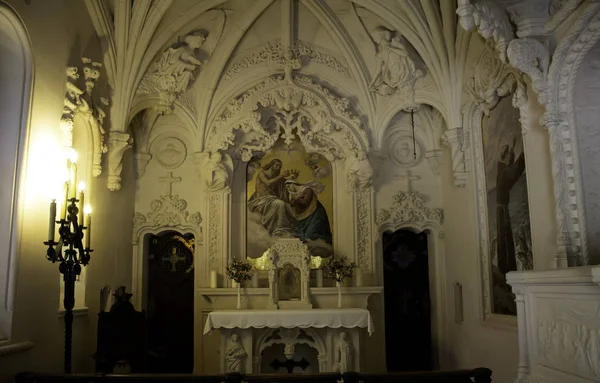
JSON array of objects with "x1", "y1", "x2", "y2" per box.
[
  {"x1": 246, "y1": 139, "x2": 334, "y2": 265},
  {"x1": 278, "y1": 263, "x2": 301, "y2": 300},
  {"x1": 481, "y1": 96, "x2": 533, "y2": 316}
]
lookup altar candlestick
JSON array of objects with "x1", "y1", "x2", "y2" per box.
[
  {"x1": 210, "y1": 270, "x2": 218, "y2": 288},
  {"x1": 48, "y1": 200, "x2": 56, "y2": 241},
  {"x1": 77, "y1": 181, "x2": 85, "y2": 226}
]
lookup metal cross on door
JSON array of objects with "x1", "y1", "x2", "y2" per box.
[{"x1": 161, "y1": 246, "x2": 188, "y2": 272}]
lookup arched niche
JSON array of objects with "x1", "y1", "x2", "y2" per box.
[
  {"x1": 201, "y1": 73, "x2": 377, "y2": 286},
  {"x1": 0, "y1": 2, "x2": 33, "y2": 340}
]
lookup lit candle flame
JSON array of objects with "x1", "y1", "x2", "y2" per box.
[
  {"x1": 78, "y1": 180, "x2": 85, "y2": 192},
  {"x1": 84, "y1": 205, "x2": 92, "y2": 215}
]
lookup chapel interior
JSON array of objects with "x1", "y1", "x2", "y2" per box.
[{"x1": 1, "y1": 0, "x2": 600, "y2": 383}]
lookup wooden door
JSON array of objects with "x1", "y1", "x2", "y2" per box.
[{"x1": 147, "y1": 232, "x2": 195, "y2": 373}]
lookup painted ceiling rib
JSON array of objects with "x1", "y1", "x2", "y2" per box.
[
  {"x1": 302, "y1": 0, "x2": 376, "y2": 127},
  {"x1": 198, "y1": 0, "x2": 276, "y2": 150}
]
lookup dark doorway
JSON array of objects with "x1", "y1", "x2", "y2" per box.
[
  {"x1": 382, "y1": 229, "x2": 432, "y2": 372},
  {"x1": 146, "y1": 231, "x2": 195, "y2": 373}
]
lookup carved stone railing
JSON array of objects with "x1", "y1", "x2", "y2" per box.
[{"x1": 507, "y1": 266, "x2": 600, "y2": 383}]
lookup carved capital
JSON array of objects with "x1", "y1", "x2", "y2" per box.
[
  {"x1": 539, "y1": 111, "x2": 566, "y2": 132},
  {"x1": 505, "y1": 0, "x2": 552, "y2": 37},
  {"x1": 107, "y1": 131, "x2": 133, "y2": 191},
  {"x1": 346, "y1": 153, "x2": 374, "y2": 191}
]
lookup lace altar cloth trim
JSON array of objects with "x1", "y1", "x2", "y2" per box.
[{"x1": 203, "y1": 308, "x2": 374, "y2": 335}]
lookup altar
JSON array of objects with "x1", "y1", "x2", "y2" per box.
[{"x1": 203, "y1": 309, "x2": 373, "y2": 374}]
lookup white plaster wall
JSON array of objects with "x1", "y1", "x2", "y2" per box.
[{"x1": 0, "y1": 0, "x2": 120, "y2": 379}]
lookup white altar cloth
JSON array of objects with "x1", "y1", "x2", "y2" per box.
[{"x1": 203, "y1": 308, "x2": 374, "y2": 335}]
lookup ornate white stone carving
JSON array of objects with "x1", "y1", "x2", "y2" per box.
[
  {"x1": 107, "y1": 131, "x2": 133, "y2": 191},
  {"x1": 388, "y1": 135, "x2": 422, "y2": 168},
  {"x1": 266, "y1": 239, "x2": 312, "y2": 309},
  {"x1": 507, "y1": 37, "x2": 550, "y2": 104},
  {"x1": 225, "y1": 334, "x2": 247, "y2": 373},
  {"x1": 376, "y1": 191, "x2": 444, "y2": 229},
  {"x1": 425, "y1": 150, "x2": 443, "y2": 175},
  {"x1": 134, "y1": 153, "x2": 152, "y2": 179},
  {"x1": 153, "y1": 137, "x2": 187, "y2": 169},
  {"x1": 138, "y1": 32, "x2": 206, "y2": 114},
  {"x1": 133, "y1": 194, "x2": 202, "y2": 229},
  {"x1": 368, "y1": 26, "x2": 424, "y2": 95},
  {"x1": 207, "y1": 74, "x2": 368, "y2": 162},
  {"x1": 464, "y1": 47, "x2": 523, "y2": 116},
  {"x1": 456, "y1": 0, "x2": 515, "y2": 62},
  {"x1": 346, "y1": 153, "x2": 374, "y2": 191},
  {"x1": 504, "y1": 0, "x2": 553, "y2": 37},
  {"x1": 541, "y1": 2, "x2": 600, "y2": 266},
  {"x1": 545, "y1": 0, "x2": 585, "y2": 33},
  {"x1": 224, "y1": 40, "x2": 351, "y2": 79},
  {"x1": 194, "y1": 151, "x2": 234, "y2": 191},
  {"x1": 61, "y1": 58, "x2": 109, "y2": 177},
  {"x1": 207, "y1": 192, "x2": 222, "y2": 269},
  {"x1": 441, "y1": 128, "x2": 469, "y2": 187},
  {"x1": 356, "y1": 189, "x2": 373, "y2": 272}
]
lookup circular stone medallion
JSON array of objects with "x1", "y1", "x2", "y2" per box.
[
  {"x1": 154, "y1": 137, "x2": 187, "y2": 169},
  {"x1": 388, "y1": 135, "x2": 422, "y2": 168}
]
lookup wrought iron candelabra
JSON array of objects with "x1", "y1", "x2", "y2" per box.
[{"x1": 43, "y1": 195, "x2": 92, "y2": 373}]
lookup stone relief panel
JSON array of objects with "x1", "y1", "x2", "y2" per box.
[
  {"x1": 224, "y1": 40, "x2": 351, "y2": 80},
  {"x1": 376, "y1": 191, "x2": 443, "y2": 230},
  {"x1": 535, "y1": 297, "x2": 600, "y2": 381},
  {"x1": 574, "y1": 42, "x2": 600, "y2": 265},
  {"x1": 387, "y1": 135, "x2": 423, "y2": 169}
]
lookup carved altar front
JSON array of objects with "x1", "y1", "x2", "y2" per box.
[{"x1": 203, "y1": 309, "x2": 372, "y2": 374}]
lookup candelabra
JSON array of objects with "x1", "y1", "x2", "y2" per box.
[{"x1": 43, "y1": 163, "x2": 92, "y2": 374}]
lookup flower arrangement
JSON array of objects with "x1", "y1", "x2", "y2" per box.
[
  {"x1": 226, "y1": 259, "x2": 253, "y2": 283},
  {"x1": 324, "y1": 256, "x2": 357, "y2": 282}
]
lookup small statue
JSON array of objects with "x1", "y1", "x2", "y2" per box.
[
  {"x1": 203, "y1": 151, "x2": 234, "y2": 191},
  {"x1": 336, "y1": 332, "x2": 353, "y2": 373},
  {"x1": 226, "y1": 334, "x2": 247, "y2": 373}
]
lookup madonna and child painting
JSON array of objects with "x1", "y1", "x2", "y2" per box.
[{"x1": 246, "y1": 140, "x2": 334, "y2": 263}]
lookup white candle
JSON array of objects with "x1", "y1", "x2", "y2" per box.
[
  {"x1": 251, "y1": 271, "x2": 259, "y2": 288},
  {"x1": 77, "y1": 181, "x2": 85, "y2": 226},
  {"x1": 48, "y1": 200, "x2": 56, "y2": 241},
  {"x1": 210, "y1": 270, "x2": 218, "y2": 288},
  {"x1": 232, "y1": 280, "x2": 239, "y2": 288},
  {"x1": 85, "y1": 213, "x2": 91, "y2": 248},
  {"x1": 69, "y1": 162, "x2": 77, "y2": 199},
  {"x1": 61, "y1": 181, "x2": 68, "y2": 219},
  {"x1": 315, "y1": 269, "x2": 323, "y2": 287},
  {"x1": 354, "y1": 268, "x2": 363, "y2": 287}
]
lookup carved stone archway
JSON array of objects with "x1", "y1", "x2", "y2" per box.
[{"x1": 200, "y1": 72, "x2": 376, "y2": 283}]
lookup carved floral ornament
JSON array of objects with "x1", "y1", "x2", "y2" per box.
[
  {"x1": 205, "y1": 74, "x2": 369, "y2": 166},
  {"x1": 376, "y1": 191, "x2": 443, "y2": 229},
  {"x1": 133, "y1": 194, "x2": 202, "y2": 238}
]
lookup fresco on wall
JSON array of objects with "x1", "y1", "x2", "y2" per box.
[
  {"x1": 246, "y1": 139, "x2": 333, "y2": 265},
  {"x1": 483, "y1": 96, "x2": 533, "y2": 315}
]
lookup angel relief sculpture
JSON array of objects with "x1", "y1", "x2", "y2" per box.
[
  {"x1": 369, "y1": 26, "x2": 423, "y2": 95},
  {"x1": 143, "y1": 32, "x2": 206, "y2": 112}
]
